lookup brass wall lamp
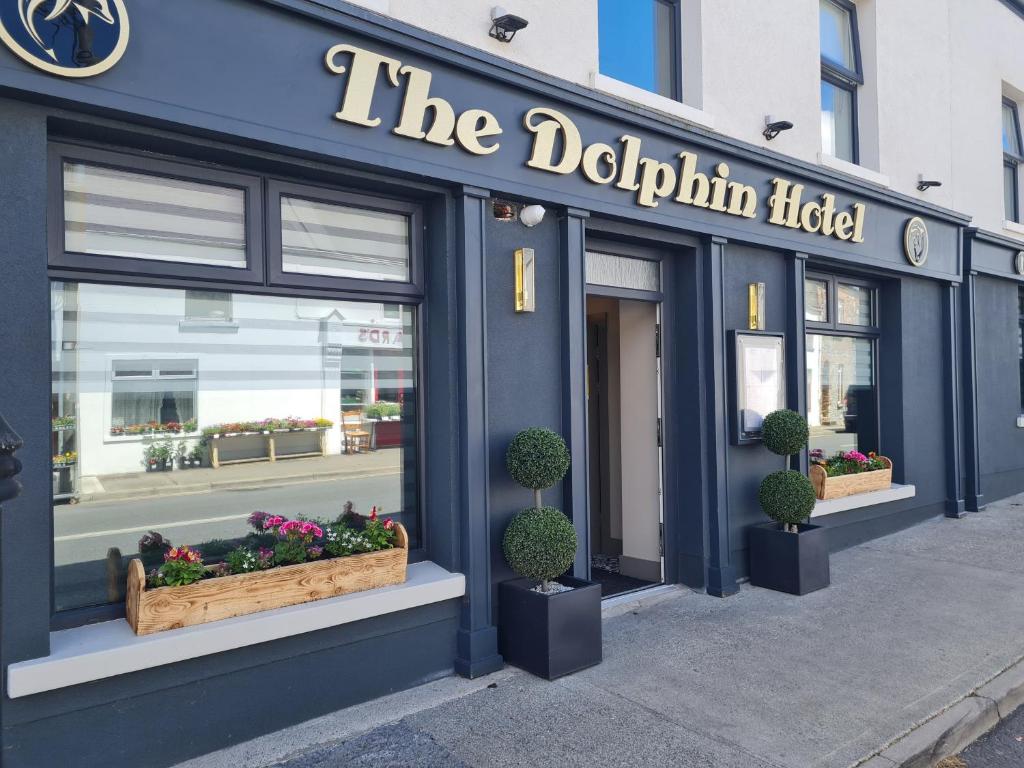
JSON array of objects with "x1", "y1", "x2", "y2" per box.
[{"x1": 515, "y1": 248, "x2": 536, "y2": 312}]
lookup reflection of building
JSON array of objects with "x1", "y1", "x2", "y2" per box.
[{"x1": 52, "y1": 284, "x2": 413, "y2": 478}]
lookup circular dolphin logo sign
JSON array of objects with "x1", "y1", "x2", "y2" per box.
[
  {"x1": 0, "y1": 0, "x2": 129, "y2": 78},
  {"x1": 903, "y1": 217, "x2": 929, "y2": 267}
]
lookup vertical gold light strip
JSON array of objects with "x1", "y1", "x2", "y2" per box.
[
  {"x1": 515, "y1": 248, "x2": 536, "y2": 312},
  {"x1": 748, "y1": 282, "x2": 765, "y2": 330}
]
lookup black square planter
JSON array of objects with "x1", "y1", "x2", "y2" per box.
[
  {"x1": 498, "y1": 577, "x2": 602, "y2": 680},
  {"x1": 748, "y1": 522, "x2": 830, "y2": 596}
]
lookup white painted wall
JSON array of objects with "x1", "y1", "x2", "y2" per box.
[{"x1": 360, "y1": 0, "x2": 1024, "y2": 242}]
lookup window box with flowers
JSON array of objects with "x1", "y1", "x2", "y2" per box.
[
  {"x1": 199, "y1": 417, "x2": 334, "y2": 468},
  {"x1": 809, "y1": 450, "x2": 893, "y2": 500},
  {"x1": 125, "y1": 505, "x2": 407, "y2": 635}
]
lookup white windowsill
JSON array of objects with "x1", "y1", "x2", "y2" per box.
[
  {"x1": 817, "y1": 153, "x2": 891, "y2": 188},
  {"x1": 590, "y1": 73, "x2": 715, "y2": 131},
  {"x1": 811, "y1": 483, "x2": 916, "y2": 518},
  {"x1": 1002, "y1": 220, "x2": 1024, "y2": 237},
  {"x1": 6, "y1": 561, "x2": 464, "y2": 699}
]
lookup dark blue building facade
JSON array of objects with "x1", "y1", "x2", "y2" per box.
[{"x1": 0, "y1": 2, "x2": 1020, "y2": 766}]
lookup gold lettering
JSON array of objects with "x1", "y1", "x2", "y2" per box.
[
  {"x1": 833, "y1": 211, "x2": 854, "y2": 240},
  {"x1": 799, "y1": 201, "x2": 823, "y2": 233},
  {"x1": 709, "y1": 163, "x2": 730, "y2": 212},
  {"x1": 674, "y1": 152, "x2": 710, "y2": 208},
  {"x1": 523, "y1": 108, "x2": 582, "y2": 174},
  {"x1": 819, "y1": 193, "x2": 837, "y2": 236},
  {"x1": 581, "y1": 142, "x2": 618, "y2": 184},
  {"x1": 393, "y1": 65, "x2": 456, "y2": 146},
  {"x1": 851, "y1": 203, "x2": 866, "y2": 243},
  {"x1": 726, "y1": 181, "x2": 758, "y2": 218},
  {"x1": 616, "y1": 135, "x2": 642, "y2": 191},
  {"x1": 455, "y1": 109, "x2": 502, "y2": 155},
  {"x1": 636, "y1": 158, "x2": 677, "y2": 208},
  {"x1": 325, "y1": 44, "x2": 401, "y2": 128},
  {"x1": 767, "y1": 178, "x2": 803, "y2": 229}
]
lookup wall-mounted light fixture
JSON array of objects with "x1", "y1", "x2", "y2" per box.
[
  {"x1": 916, "y1": 175, "x2": 943, "y2": 192},
  {"x1": 489, "y1": 7, "x2": 528, "y2": 43},
  {"x1": 515, "y1": 248, "x2": 536, "y2": 313},
  {"x1": 519, "y1": 204, "x2": 546, "y2": 227},
  {"x1": 763, "y1": 116, "x2": 794, "y2": 141},
  {"x1": 748, "y1": 282, "x2": 766, "y2": 330}
]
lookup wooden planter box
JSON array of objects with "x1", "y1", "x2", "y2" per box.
[
  {"x1": 126, "y1": 523, "x2": 408, "y2": 635},
  {"x1": 208, "y1": 429, "x2": 327, "y2": 469},
  {"x1": 810, "y1": 456, "x2": 893, "y2": 500}
]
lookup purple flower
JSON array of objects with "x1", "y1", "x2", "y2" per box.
[
  {"x1": 248, "y1": 511, "x2": 269, "y2": 532},
  {"x1": 307, "y1": 545, "x2": 324, "y2": 559}
]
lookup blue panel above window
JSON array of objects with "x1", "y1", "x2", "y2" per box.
[{"x1": 598, "y1": 0, "x2": 678, "y2": 99}]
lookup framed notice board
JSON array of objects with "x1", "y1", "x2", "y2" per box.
[{"x1": 729, "y1": 330, "x2": 786, "y2": 445}]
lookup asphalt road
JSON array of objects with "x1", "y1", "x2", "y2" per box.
[
  {"x1": 53, "y1": 474, "x2": 404, "y2": 610},
  {"x1": 958, "y1": 705, "x2": 1024, "y2": 767}
]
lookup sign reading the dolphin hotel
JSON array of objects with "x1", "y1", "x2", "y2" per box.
[{"x1": 325, "y1": 43, "x2": 867, "y2": 244}]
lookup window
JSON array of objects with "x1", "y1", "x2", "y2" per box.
[
  {"x1": 280, "y1": 194, "x2": 410, "y2": 282},
  {"x1": 51, "y1": 282, "x2": 420, "y2": 614},
  {"x1": 111, "y1": 358, "x2": 198, "y2": 432},
  {"x1": 49, "y1": 146, "x2": 425, "y2": 625},
  {"x1": 819, "y1": 0, "x2": 862, "y2": 163},
  {"x1": 63, "y1": 162, "x2": 247, "y2": 268},
  {"x1": 598, "y1": 0, "x2": 680, "y2": 99},
  {"x1": 805, "y1": 275, "x2": 879, "y2": 461},
  {"x1": 1003, "y1": 99, "x2": 1023, "y2": 223},
  {"x1": 185, "y1": 290, "x2": 233, "y2": 321}
]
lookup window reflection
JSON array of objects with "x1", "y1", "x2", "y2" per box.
[
  {"x1": 51, "y1": 282, "x2": 418, "y2": 612},
  {"x1": 806, "y1": 334, "x2": 877, "y2": 459}
]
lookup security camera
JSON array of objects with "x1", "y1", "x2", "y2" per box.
[{"x1": 519, "y1": 204, "x2": 546, "y2": 227}]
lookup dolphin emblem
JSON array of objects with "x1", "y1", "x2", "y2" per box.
[{"x1": 19, "y1": 0, "x2": 116, "y2": 62}]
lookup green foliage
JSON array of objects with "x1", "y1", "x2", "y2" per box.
[
  {"x1": 274, "y1": 538, "x2": 308, "y2": 566},
  {"x1": 505, "y1": 427, "x2": 571, "y2": 491},
  {"x1": 157, "y1": 559, "x2": 205, "y2": 587},
  {"x1": 758, "y1": 470, "x2": 817, "y2": 526},
  {"x1": 502, "y1": 506, "x2": 577, "y2": 584},
  {"x1": 364, "y1": 401, "x2": 402, "y2": 419},
  {"x1": 323, "y1": 523, "x2": 371, "y2": 557},
  {"x1": 762, "y1": 410, "x2": 809, "y2": 457},
  {"x1": 225, "y1": 546, "x2": 270, "y2": 574}
]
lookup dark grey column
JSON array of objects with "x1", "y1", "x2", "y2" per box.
[
  {"x1": 0, "y1": 103, "x2": 52, "y2": 674},
  {"x1": 699, "y1": 236, "x2": 739, "y2": 597},
  {"x1": 943, "y1": 280, "x2": 967, "y2": 518},
  {"x1": 786, "y1": 251, "x2": 809, "y2": 475},
  {"x1": 453, "y1": 186, "x2": 503, "y2": 678},
  {"x1": 559, "y1": 208, "x2": 590, "y2": 579},
  {"x1": 960, "y1": 241, "x2": 985, "y2": 512}
]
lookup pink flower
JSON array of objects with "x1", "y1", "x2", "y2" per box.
[
  {"x1": 299, "y1": 521, "x2": 323, "y2": 538},
  {"x1": 843, "y1": 450, "x2": 869, "y2": 463},
  {"x1": 257, "y1": 547, "x2": 274, "y2": 563},
  {"x1": 369, "y1": 506, "x2": 378, "y2": 521},
  {"x1": 265, "y1": 515, "x2": 285, "y2": 528},
  {"x1": 384, "y1": 518, "x2": 394, "y2": 530},
  {"x1": 248, "y1": 511, "x2": 269, "y2": 531},
  {"x1": 279, "y1": 520, "x2": 302, "y2": 535}
]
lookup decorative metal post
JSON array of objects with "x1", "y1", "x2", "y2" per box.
[{"x1": 0, "y1": 412, "x2": 24, "y2": 506}]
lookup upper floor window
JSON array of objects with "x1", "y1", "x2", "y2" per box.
[
  {"x1": 1002, "y1": 99, "x2": 1023, "y2": 223},
  {"x1": 598, "y1": 0, "x2": 680, "y2": 100},
  {"x1": 819, "y1": 0, "x2": 862, "y2": 164}
]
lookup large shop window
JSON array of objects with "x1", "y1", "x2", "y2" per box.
[
  {"x1": 598, "y1": 0, "x2": 680, "y2": 99},
  {"x1": 48, "y1": 146, "x2": 424, "y2": 622},
  {"x1": 805, "y1": 274, "x2": 879, "y2": 460},
  {"x1": 819, "y1": 0, "x2": 862, "y2": 164},
  {"x1": 1003, "y1": 99, "x2": 1023, "y2": 223}
]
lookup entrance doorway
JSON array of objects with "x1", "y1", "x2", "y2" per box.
[{"x1": 586, "y1": 294, "x2": 664, "y2": 598}]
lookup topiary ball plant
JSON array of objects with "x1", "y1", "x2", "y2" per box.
[
  {"x1": 758, "y1": 470, "x2": 817, "y2": 533},
  {"x1": 762, "y1": 409, "x2": 810, "y2": 458},
  {"x1": 506, "y1": 427, "x2": 571, "y2": 508},
  {"x1": 503, "y1": 506, "x2": 577, "y2": 593}
]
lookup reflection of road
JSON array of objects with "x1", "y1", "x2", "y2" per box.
[{"x1": 54, "y1": 473, "x2": 402, "y2": 567}]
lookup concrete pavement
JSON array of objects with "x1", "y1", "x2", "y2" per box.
[{"x1": 177, "y1": 493, "x2": 1024, "y2": 768}]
